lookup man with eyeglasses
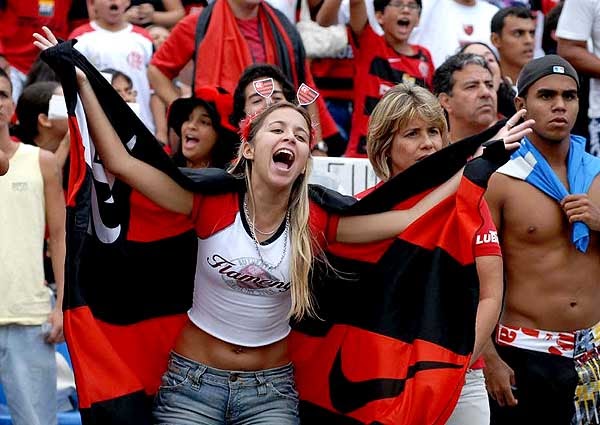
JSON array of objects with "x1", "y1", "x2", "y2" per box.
[
  {"x1": 340, "y1": 0, "x2": 435, "y2": 157},
  {"x1": 410, "y1": 0, "x2": 499, "y2": 69}
]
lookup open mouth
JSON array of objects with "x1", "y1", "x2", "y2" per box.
[
  {"x1": 183, "y1": 135, "x2": 199, "y2": 147},
  {"x1": 109, "y1": 4, "x2": 119, "y2": 11},
  {"x1": 272, "y1": 148, "x2": 295, "y2": 170},
  {"x1": 397, "y1": 18, "x2": 411, "y2": 27}
]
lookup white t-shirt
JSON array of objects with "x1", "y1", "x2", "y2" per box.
[
  {"x1": 410, "y1": 0, "x2": 499, "y2": 68},
  {"x1": 71, "y1": 21, "x2": 156, "y2": 134},
  {"x1": 268, "y1": 0, "x2": 382, "y2": 36},
  {"x1": 556, "y1": 0, "x2": 600, "y2": 119}
]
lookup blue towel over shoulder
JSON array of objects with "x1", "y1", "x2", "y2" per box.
[{"x1": 497, "y1": 135, "x2": 600, "y2": 253}]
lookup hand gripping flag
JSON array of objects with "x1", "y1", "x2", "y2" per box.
[{"x1": 42, "y1": 41, "x2": 512, "y2": 425}]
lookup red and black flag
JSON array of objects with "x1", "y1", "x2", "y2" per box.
[{"x1": 42, "y1": 41, "x2": 509, "y2": 425}]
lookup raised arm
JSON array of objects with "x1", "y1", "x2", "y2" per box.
[
  {"x1": 316, "y1": 0, "x2": 343, "y2": 26},
  {"x1": 148, "y1": 65, "x2": 180, "y2": 106},
  {"x1": 348, "y1": 0, "x2": 368, "y2": 37},
  {"x1": 336, "y1": 168, "x2": 462, "y2": 243},
  {"x1": 148, "y1": 13, "x2": 199, "y2": 105},
  {"x1": 34, "y1": 27, "x2": 194, "y2": 216}
]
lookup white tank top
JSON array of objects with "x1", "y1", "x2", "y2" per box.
[
  {"x1": 0, "y1": 143, "x2": 51, "y2": 324},
  {"x1": 188, "y1": 196, "x2": 292, "y2": 347}
]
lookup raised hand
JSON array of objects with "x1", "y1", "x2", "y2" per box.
[
  {"x1": 33, "y1": 26, "x2": 87, "y2": 85},
  {"x1": 493, "y1": 109, "x2": 535, "y2": 152},
  {"x1": 32, "y1": 25, "x2": 59, "y2": 51}
]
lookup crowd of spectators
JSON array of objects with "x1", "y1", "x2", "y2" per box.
[{"x1": 3, "y1": 0, "x2": 600, "y2": 424}]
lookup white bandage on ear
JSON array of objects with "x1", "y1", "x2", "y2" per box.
[{"x1": 48, "y1": 94, "x2": 68, "y2": 120}]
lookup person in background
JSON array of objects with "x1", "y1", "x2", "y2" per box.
[
  {"x1": 23, "y1": 57, "x2": 59, "y2": 89},
  {"x1": 14, "y1": 81, "x2": 69, "y2": 171},
  {"x1": 107, "y1": 69, "x2": 138, "y2": 103},
  {"x1": 0, "y1": 0, "x2": 72, "y2": 102},
  {"x1": 147, "y1": 0, "x2": 343, "y2": 154},
  {"x1": 311, "y1": 0, "x2": 354, "y2": 154},
  {"x1": 0, "y1": 66, "x2": 66, "y2": 425},
  {"x1": 409, "y1": 0, "x2": 498, "y2": 70},
  {"x1": 126, "y1": 0, "x2": 186, "y2": 28},
  {"x1": 69, "y1": 0, "x2": 157, "y2": 134},
  {"x1": 434, "y1": 53, "x2": 498, "y2": 143},
  {"x1": 230, "y1": 64, "x2": 329, "y2": 157},
  {"x1": 556, "y1": 0, "x2": 600, "y2": 156},
  {"x1": 483, "y1": 54, "x2": 600, "y2": 425},
  {"x1": 147, "y1": 24, "x2": 171, "y2": 49},
  {"x1": 343, "y1": 0, "x2": 434, "y2": 157},
  {"x1": 460, "y1": 41, "x2": 517, "y2": 118},
  {"x1": 490, "y1": 6, "x2": 536, "y2": 86},
  {"x1": 167, "y1": 86, "x2": 238, "y2": 168},
  {"x1": 362, "y1": 83, "x2": 531, "y2": 425},
  {"x1": 541, "y1": 1, "x2": 563, "y2": 55},
  {"x1": 230, "y1": 64, "x2": 295, "y2": 127}
]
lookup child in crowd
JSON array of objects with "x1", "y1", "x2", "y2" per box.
[
  {"x1": 69, "y1": 0, "x2": 157, "y2": 134},
  {"x1": 109, "y1": 70, "x2": 138, "y2": 103},
  {"x1": 167, "y1": 86, "x2": 238, "y2": 169},
  {"x1": 147, "y1": 24, "x2": 171, "y2": 50},
  {"x1": 342, "y1": 0, "x2": 434, "y2": 157}
]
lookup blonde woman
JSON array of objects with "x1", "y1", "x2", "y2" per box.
[
  {"x1": 33, "y1": 26, "x2": 490, "y2": 424},
  {"x1": 362, "y1": 83, "x2": 534, "y2": 425}
]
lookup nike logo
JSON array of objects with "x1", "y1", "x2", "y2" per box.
[{"x1": 329, "y1": 347, "x2": 463, "y2": 413}]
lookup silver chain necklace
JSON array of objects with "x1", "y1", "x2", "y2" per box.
[{"x1": 243, "y1": 198, "x2": 290, "y2": 271}]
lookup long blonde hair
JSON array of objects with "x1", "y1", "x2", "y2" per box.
[
  {"x1": 367, "y1": 83, "x2": 449, "y2": 181},
  {"x1": 229, "y1": 102, "x2": 317, "y2": 320}
]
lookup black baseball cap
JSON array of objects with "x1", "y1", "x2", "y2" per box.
[{"x1": 516, "y1": 54, "x2": 579, "y2": 97}]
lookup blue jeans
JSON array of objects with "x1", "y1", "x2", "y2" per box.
[
  {"x1": 153, "y1": 352, "x2": 299, "y2": 424},
  {"x1": 0, "y1": 324, "x2": 57, "y2": 425}
]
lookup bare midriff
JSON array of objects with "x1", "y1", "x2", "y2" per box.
[{"x1": 173, "y1": 320, "x2": 291, "y2": 371}]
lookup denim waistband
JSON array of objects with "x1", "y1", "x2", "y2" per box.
[{"x1": 168, "y1": 351, "x2": 294, "y2": 381}]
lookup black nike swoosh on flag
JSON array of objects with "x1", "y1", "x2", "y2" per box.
[
  {"x1": 329, "y1": 348, "x2": 463, "y2": 414},
  {"x1": 41, "y1": 40, "x2": 511, "y2": 425}
]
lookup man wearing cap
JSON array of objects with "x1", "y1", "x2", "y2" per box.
[{"x1": 483, "y1": 54, "x2": 600, "y2": 425}]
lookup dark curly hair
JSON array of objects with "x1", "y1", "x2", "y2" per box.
[{"x1": 230, "y1": 64, "x2": 295, "y2": 128}]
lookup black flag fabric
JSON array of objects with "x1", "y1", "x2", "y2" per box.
[{"x1": 42, "y1": 41, "x2": 509, "y2": 425}]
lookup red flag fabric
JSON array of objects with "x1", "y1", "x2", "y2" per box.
[{"x1": 42, "y1": 41, "x2": 509, "y2": 425}]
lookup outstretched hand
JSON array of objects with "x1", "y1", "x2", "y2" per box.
[
  {"x1": 473, "y1": 109, "x2": 534, "y2": 159},
  {"x1": 33, "y1": 26, "x2": 87, "y2": 84},
  {"x1": 493, "y1": 109, "x2": 534, "y2": 151}
]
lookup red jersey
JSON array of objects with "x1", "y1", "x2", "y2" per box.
[
  {"x1": 311, "y1": 44, "x2": 355, "y2": 101},
  {"x1": 0, "y1": 0, "x2": 72, "y2": 73},
  {"x1": 345, "y1": 25, "x2": 434, "y2": 158}
]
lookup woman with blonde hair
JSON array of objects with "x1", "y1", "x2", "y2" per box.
[
  {"x1": 362, "y1": 82, "x2": 533, "y2": 425},
  {"x1": 34, "y1": 25, "x2": 503, "y2": 423}
]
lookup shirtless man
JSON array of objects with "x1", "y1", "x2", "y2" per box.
[{"x1": 484, "y1": 55, "x2": 600, "y2": 425}]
